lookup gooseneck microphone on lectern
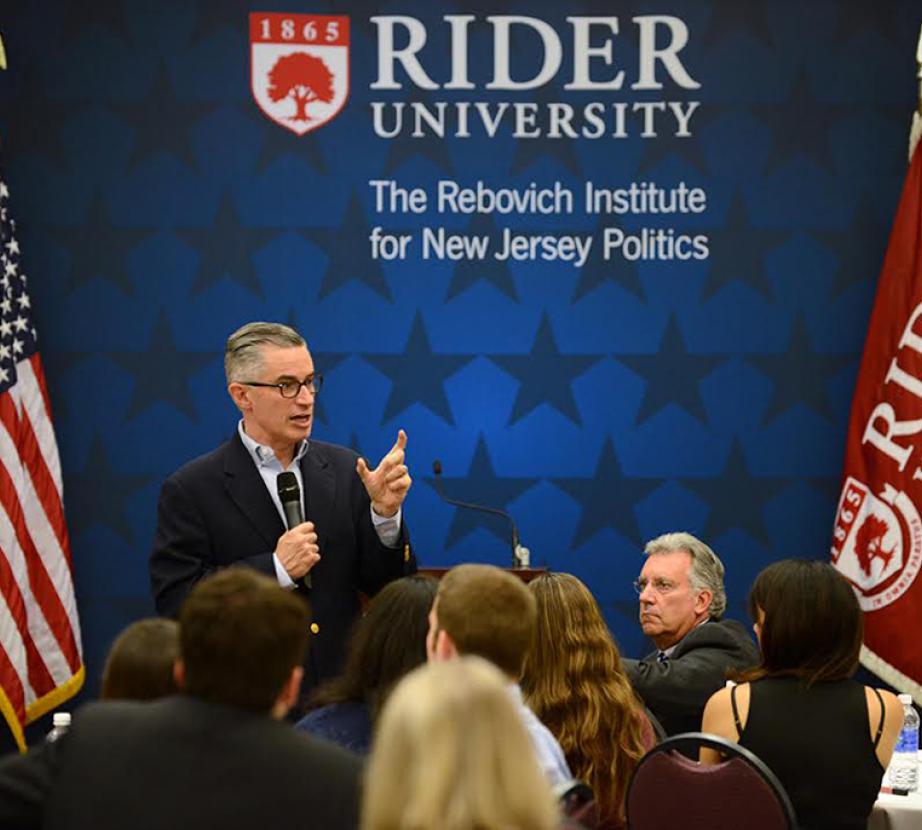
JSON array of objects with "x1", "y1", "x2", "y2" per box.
[
  {"x1": 431, "y1": 460, "x2": 530, "y2": 568},
  {"x1": 277, "y1": 471, "x2": 311, "y2": 589}
]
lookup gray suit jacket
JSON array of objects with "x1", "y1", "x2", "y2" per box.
[
  {"x1": 0, "y1": 695, "x2": 362, "y2": 830},
  {"x1": 624, "y1": 619, "x2": 760, "y2": 736}
]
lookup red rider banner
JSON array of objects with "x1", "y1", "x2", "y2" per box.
[{"x1": 833, "y1": 142, "x2": 922, "y2": 700}]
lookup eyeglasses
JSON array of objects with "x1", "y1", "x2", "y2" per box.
[
  {"x1": 633, "y1": 577, "x2": 679, "y2": 596},
  {"x1": 241, "y1": 374, "x2": 324, "y2": 398}
]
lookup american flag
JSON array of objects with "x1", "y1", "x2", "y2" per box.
[{"x1": 0, "y1": 173, "x2": 83, "y2": 749}]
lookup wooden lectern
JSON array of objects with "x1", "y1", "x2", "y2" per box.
[{"x1": 418, "y1": 566, "x2": 547, "y2": 583}]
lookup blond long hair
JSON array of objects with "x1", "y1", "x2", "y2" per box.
[
  {"x1": 521, "y1": 573, "x2": 651, "y2": 825},
  {"x1": 362, "y1": 657, "x2": 558, "y2": 830}
]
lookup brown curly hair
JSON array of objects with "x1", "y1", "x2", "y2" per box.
[{"x1": 521, "y1": 573, "x2": 652, "y2": 826}]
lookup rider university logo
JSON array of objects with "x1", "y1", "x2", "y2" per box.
[
  {"x1": 831, "y1": 476, "x2": 922, "y2": 611},
  {"x1": 250, "y1": 13, "x2": 350, "y2": 135}
]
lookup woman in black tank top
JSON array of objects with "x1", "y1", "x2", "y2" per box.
[{"x1": 699, "y1": 560, "x2": 903, "y2": 830}]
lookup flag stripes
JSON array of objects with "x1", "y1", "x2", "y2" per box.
[{"x1": 0, "y1": 174, "x2": 83, "y2": 749}]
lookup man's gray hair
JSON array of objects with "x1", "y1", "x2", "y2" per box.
[
  {"x1": 644, "y1": 531, "x2": 727, "y2": 620},
  {"x1": 224, "y1": 322, "x2": 306, "y2": 385}
]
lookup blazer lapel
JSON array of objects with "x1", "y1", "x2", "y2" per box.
[
  {"x1": 223, "y1": 433, "x2": 286, "y2": 548},
  {"x1": 301, "y1": 443, "x2": 335, "y2": 548}
]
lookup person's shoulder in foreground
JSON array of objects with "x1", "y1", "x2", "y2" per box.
[{"x1": 0, "y1": 569, "x2": 363, "y2": 830}]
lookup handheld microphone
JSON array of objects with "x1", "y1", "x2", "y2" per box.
[
  {"x1": 431, "y1": 460, "x2": 530, "y2": 568},
  {"x1": 276, "y1": 471, "x2": 311, "y2": 589}
]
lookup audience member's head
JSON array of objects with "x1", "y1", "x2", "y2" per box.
[
  {"x1": 637, "y1": 531, "x2": 726, "y2": 649},
  {"x1": 177, "y1": 568, "x2": 309, "y2": 715},
  {"x1": 310, "y1": 575, "x2": 437, "y2": 718},
  {"x1": 427, "y1": 564, "x2": 536, "y2": 680},
  {"x1": 522, "y1": 572, "x2": 652, "y2": 826},
  {"x1": 362, "y1": 657, "x2": 558, "y2": 830},
  {"x1": 739, "y1": 558, "x2": 862, "y2": 686},
  {"x1": 101, "y1": 618, "x2": 180, "y2": 701}
]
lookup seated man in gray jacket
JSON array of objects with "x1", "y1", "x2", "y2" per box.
[
  {"x1": 623, "y1": 531, "x2": 759, "y2": 737},
  {"x1": 0, "y1": 568, "x2": 361, "y2": 830}
]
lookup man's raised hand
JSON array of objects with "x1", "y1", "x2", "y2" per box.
[{"x1": 356, "y1": 429, "x2": 412, "y2": 518}]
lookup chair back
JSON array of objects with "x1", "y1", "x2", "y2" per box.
[
  {"x1": 625, "y1": 732, "x2": 796, "y2": 830},
  {"x1": 643, "y1": 706, "x2": 666, "y2": 743}
]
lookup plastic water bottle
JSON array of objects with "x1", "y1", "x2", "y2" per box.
[
  {"x1": 46, "y1": 711, "x2": 70, "y2": 743},
  {"x1": 888, "y1": 694, "x2": 919, "y2": 792}
]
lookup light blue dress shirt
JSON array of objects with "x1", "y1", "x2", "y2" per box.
[
  {"x1": 507, "y1": 683, "x2": 574, "y2": 789},
  {"x1": 236, "y1": 421, "x2": 402, "y2": 588}
]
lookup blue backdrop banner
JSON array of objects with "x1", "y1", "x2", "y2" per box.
[{"x1": 0, "y1": 1, "x2": 918, "y2": 715}]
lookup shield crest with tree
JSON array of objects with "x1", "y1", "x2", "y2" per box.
[{"x1": 250, "y1": 13, "x2": 349, "y2": 136}]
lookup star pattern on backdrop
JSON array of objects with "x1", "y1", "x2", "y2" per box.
[
  {"x1": 611, "y1": 599, "x2": 644, "y2": 630},
  {"x1": 508, "y1": 84, "x2": 583, "y2": 178},
  {"x1": 754, "y1": 69, "x2": 849, "y2": 175},
  {"x1": 571, "y1": 215, "x2": 644, "y2": 301},
  {"x1": 347, "y1": 430, "x2": 364, "y2": 460},
  {"x1": 832, "y1": 4, "x2": 901, "y2": 41},
  {"x1": 616, "y1": 315, "x2": 724, "y2": 425},
  {"x1": 635, "y1": 108, "x2": 711, "y2": 176},
  {"x1": 3, "y1": 0, "x2": 28, "y2": 20},
  {"x1": 683, "y1": 440, "x2": 790, "y2": 544},
  {"x1": 301, "y1": 192, "x2": 392, "y2": 301},
  {"x1": 51, "y1": 194, "x2": 152, "y2": 295},
  {"x1": 63, "y1": 436, "x2": 155, "y2": 542},
  {"x1": 442, "y1": 0, "x2": 499, "y2": 17},
  {"x1": 874, "y1": 99, "x2": 917, "y2": 139},
  {"x1": 243, "y1": 107, "x2": 329, "y2": 175},
  {"x1": 748, "y1": 316, "x2": 854, "y2": 424},
  {"x1": 110, "y1": 311, "x2": 214, "y2": 420},
  {"x1": 700, "y1": 0, "x2": 774, "y2": 48},
  {"x1": 701, "y1": 192, "x2": 787, "y2": 299},
  {"x1": 428, "y1": 434, "x2": 539, "y2": 548},
  {"x1": 104, "y1": 596, "x2": 160, "y2": 622},
  {"x1": 115, "y1": 66, "x2": 216, "y2": 172},
  {"x1": 445, "y1": 213, "x2": 517, "y2": 302},
  {"x1": 382, "y1": 88, "x2": 455, "y2": 175},
  {"x1": 553, "y1": 438, "x2": 661, "y2": 547},
  {"x1": 637, "y1": 99, "x2": 739, "y2": 177},
  {"x1": 488, "y1": 314, "x2": 602, "y2": 426},
  {"x1": 363, "y1": 312, "x2": 472, "y2": 425},
  {"x1": 806, "y1": 474, "x2": 841, "y2": 504},
  {"x1": 636, "y1": 131, "x2": 710, "y2": 178},
  {"x1": 189, "y1": 0, "x2": 255, "y2": 44},
  {"x1": 0, "y1": 67, "x2": 82, "y2": 170},
  {"x1": 61, "y1": 0, "x2": 132, "y2": 41},
  {"x1": 290, "y1": 294, "x2": 350, "y2": 426},
  {"x1": 178, "y1": 193, "x2": 280, "y2": 296},
  {"x1": 39, "y1": 350, "x2": 92, "y2": 420},
  {"x1": 310, "y1": 348, "x2": 349, "y2": 426},
  {"x1": 814, "y1": 195, "x2": 887, "y2": 296}
]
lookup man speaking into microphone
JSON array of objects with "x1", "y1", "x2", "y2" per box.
[{"x1": 149, "y1": 322, "x2": 415, "y2": 687}]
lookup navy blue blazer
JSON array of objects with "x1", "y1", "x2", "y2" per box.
[
  {"x1": 149, "y1": 433, "x2": 415, "y2": 684},
  {"x1": 0, "y1": 696, "x2": 362, "y2": 830}
]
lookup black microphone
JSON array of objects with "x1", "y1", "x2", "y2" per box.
[
  {"x1": 276, "y1": 471, "x2": 311, "y2": 589},
  {"x1": 431, "y1": 460, "x2": 530, "y2": 568}
]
